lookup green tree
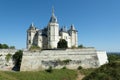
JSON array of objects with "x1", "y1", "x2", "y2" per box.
[
  {"x1": 12, "y1": 50, "x2": 23, "y2": 71},
  {"x1": 5, "y1": 53, "x2": 12, "y2": 62},
  {"x1": 0, "y1": 43, "x2": 2, "y2": 48},
  {"x1": 9, "y1": 46, "x2": 15, "y2": 49},
  {"x1": 2, "y1": 44, "x2": 9, "y2": 49},
  {"x1": 57, "y1": 39, "x2": 68, "y2": 49},
  {"x1": 78, "y1": 44, "x2": 84, "y2": 48}
]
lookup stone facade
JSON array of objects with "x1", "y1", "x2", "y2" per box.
[
  {"x1": 27, "y1": 8, "x2": 78, "y2": 49},
  {"x1": 20, "y1": 48, "x2": 108, "y2": 71}
]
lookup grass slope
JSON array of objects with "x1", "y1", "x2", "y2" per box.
[
  {"x1": 0, "y1": 69, "x2": 77, "y2": 80},
  {"x1": 83, "y1": 62, "x2": 120, "y2": 80}
]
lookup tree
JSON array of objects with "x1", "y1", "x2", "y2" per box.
[
  {"x1": 5, "y1": 53, "x2": 12, "y2": 62},
  {"x1": 9, "y1": 46, "x2": 15, "y2": 49},
  {"x1": 2, "y1": 44, "x2": 9, "y2": 49},
  {"x1": 78, "y1": 44, "x2": 84, "y2": 48},
  {"x1": 57, "y1": 39, "x2": 68, "y2": 49},
  {"x1": 12, "y1": 50, "x2": 23, "y2": 71},
  {"x1": 0, "y1": 43, "x2": 2, "y2": 48}
]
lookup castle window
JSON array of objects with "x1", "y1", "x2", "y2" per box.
[
  {"x1": 29, "y1": 33, "x2": 31, "y2": 36},
  {"x1": 29, "y1": 40, "x2": 31, "y2": 43}
]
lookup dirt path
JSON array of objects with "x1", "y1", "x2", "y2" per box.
[{"x1": 76, "y1": 71, "x2": 85, "y2": 80}]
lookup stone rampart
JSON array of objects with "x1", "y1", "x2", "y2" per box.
[{"x1": 20, "y1": 48, "x2": 106, "y2": 71}]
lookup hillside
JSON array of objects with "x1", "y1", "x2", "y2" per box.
[
  {"x1": 83, "y1": 62, "x2": 120, "y2": 80},
  {"x1": 0, "y1": 69, "x2": 77, "y2": 80}
]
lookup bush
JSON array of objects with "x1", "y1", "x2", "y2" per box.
[
  {"x1": 77, "y1": 66, "x2": 82, "y2": 70},
  {"x1": 57, "y1": 39, "x2": 68, "y2": 49},
  {"x1": 29, "y1": 45, "x2": 41, "y2": 51},
  {"x1": 62, "y1": 66, "x2": 67, "y2": 69},
  {"x1": 5, "y1": 53, "x2": 12, "y2": 62},
  {"x1": 83, "y1": 62, "x2": 120, "y2": 80},
  {"x1": 45, "y1": 66, "x2": 53, "y2": 73},
  {"x1": 62, "y1": 59, "x2": 71, "y2": 65},
  {"x1": 12, "y1": 50, "x2": 23, "y2": 71}
]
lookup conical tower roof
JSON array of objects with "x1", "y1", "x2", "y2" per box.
[{"x1": 49, "y1": 7, "x2": 57, "y2": 23}]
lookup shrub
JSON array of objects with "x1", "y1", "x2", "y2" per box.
[
  {"x1": 5, "y1": 53, "x2": 12, "y2": 62},
  {"x1": 77, "y1": 66, "x2": 82, "y2": 70},
  {"x1": 29, "y1": 45, "x2": 41, "y2": 51},
  {"x1": 62, "y1": 59, "x2": 72, "y2": 65},
  {"x1": 57, "y1": 39, "x2": 68, "y2": 49},
  {"x1": 45, "y1": 66, "x2": 53, "y2": 73},
  {"x1": 62, "y1": 66, "x2": 67, "y2": 69}
]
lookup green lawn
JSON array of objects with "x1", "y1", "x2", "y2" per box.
[{"x1": 0, "y1": 69, "x2": 77, "y2": 80}]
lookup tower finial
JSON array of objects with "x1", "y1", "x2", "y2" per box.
[
  {"x1": 32, "y1": 22, "x2": 34, "y2": 26},
  {"x1": 52, "y1": 6, "x2": 54, "y2": 16}
]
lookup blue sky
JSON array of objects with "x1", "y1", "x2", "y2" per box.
[{"x1": 0, "y1": 0, "x2": 120, "y2": 52}]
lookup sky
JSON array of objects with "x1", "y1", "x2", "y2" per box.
[{"x1": 0, "y1": 0, "x2": 120, "y2": 52}]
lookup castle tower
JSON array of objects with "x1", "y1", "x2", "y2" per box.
[
  {"x1": 47, "y1": 8, "x2": 59, "y2": 49},
  {"x1": 69, "y1": 24, "x2": 78, "y2": 47},
  {"x1": 27, "y1": 23, "x2": 37, "y2": 49}
]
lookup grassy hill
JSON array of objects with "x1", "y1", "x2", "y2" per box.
[
  {"x1": 82, "y1": 62, "x2": 120, "y2": 80},
  {"x1": 0, "y1": 69, "x2": 77, "y2": 80},
  {"x1": 82, "y1": 53, "x2": 120, "y2": 80}
]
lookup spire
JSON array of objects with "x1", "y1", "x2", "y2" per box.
[
  {"x1": 52, "y1": 6, "x2": 55, "y2": 16},
  {"x1": 71, "y1": 24, "x2": 75, "y2": 30},
  {"x1": 49, "y1": 7, "x2": 57, "y2": 23},
  {"x1": 29, "y1": 22, "x2": 35, "y2": 30},
  {"x1": 32, "y1": 22, "x2": 34, "y2": 26}
]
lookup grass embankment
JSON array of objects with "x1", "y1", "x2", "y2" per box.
[
  {"x1": 82, "y1": 62, "x2": 120, "y2": 80},
  {"x1": 82, "y1": 53, "x2": 120, "y2": 80},
  {"x1": 0, "y1": 69, "x2": 77, "y2": 80}
]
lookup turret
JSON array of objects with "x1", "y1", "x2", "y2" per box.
[
  {"x1": 69, "y1": 24, "x2": 78, "y2": 47},
  {"x1": 47, "y1": 7, "x2": 59, "y2": 49},
  {"x1": 27, "y1": 23, "x2": 37, "y2": 49}
]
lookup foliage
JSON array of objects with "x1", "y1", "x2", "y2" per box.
[
  {"x1": 12, "y1": 50, "x2": 23, "y2": 71},
  {"x1": 5, "y1": 53, "x2": 12, "y2": 62},
  {"x1": 0, "y1": 43, "x2": 15, "y2": 49},
  {"x1": 62, "y1": 66, "x2": 67, "y2": 69},
  {"x1": 0, "y1": 43, "x2": 9, "y2": 49},
  {"x1": 0, "y1": 69, "x2": 77, "y2": 80},
  {"x1": 107, "y1": 53, "x2": 120, "y2": 62},
  {"x1": 57, "y1": 39, "x2": 68, "y2": 49},
  {"x1": 9, "y1": 46, "x2": 15, "y2": 49},
  {"x1": 62, "y1": 59, "x2": 72, "y2": 65},
  {"x1": 78, "y1": 44, "x2": 84, "y2": 48},
  {"x1": 83, "y1": 62, "x2": 120, "y2": 80},
  {"x1": 45, "y1": 66, "x2": 53, "y2": 73},
  {"x1": 29, "y1": 45, "x2": 41, "y2": 51},
  {"x1": 77, "y1": 66, "x2": 83, "y2": 70},
  {"x1": 71, "y1": 46, "x2": 77, "y2": 49},
  {"x1": 79, "y1": 68, "x2": 95, "y2": 76}
]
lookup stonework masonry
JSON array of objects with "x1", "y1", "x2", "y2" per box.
[
  {"x1": 0, "y1": 49, "x2": 17, "y2": 71},
  {"x1": 20, "y1": 48, "x2": 108, "y2": 71}
]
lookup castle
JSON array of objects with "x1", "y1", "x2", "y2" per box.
[
  {"x1": 27, "y1": 8, "x2": 78, "y2": 49},
  {"x1": 0, "y1": 8, "x2": 108, "y2": 71}
]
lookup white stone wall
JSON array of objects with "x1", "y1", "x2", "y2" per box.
[
  {"x1": 0, "y1": 49, "x2": 17, "y2": 71},
  {"x1": 20, "y1": 48, "x2": 108, "y2": 71},
  {"x1": 96, "y1": 51, "x2": 108, "y2": 65}
]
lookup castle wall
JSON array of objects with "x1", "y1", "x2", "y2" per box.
[
  {"x1": 20, "y1": 48, "x2": 108, "y2": 71},
  {"x1": 0, "y1": 49, "x2": 17, "y2": 71},
  {"x1": 96, "y1": 51, "x2": 108, "y2": 65}
]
